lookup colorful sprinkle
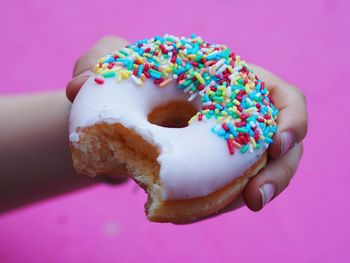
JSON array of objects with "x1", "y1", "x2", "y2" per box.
[
  {"x1": 93, "y1": 34, "x2": 278, "y2": 156},
  {"x1": 94, "y1": 78, "x2": 104, "y2": 85}
]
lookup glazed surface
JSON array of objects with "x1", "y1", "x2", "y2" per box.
[{"x1": 69, "y1": 76, "x2": 266, "y2": 200}]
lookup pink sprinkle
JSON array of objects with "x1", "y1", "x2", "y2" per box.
[{"x1": 94, "y1": 78, "x2": 104, "y2": 85}]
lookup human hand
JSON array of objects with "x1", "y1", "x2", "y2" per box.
[
  {"x1": 242, "y1": 64, "x2": 307, "y2": 211},
  {"x1": 66, "y1": 37, "x2": 308, "y2": 212}
]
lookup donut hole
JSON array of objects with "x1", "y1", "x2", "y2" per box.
[{"x1": 147, "y1": 101, "x2": 198, "y2": 128}]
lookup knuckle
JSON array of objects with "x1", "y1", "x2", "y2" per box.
[
  {"x1": 281, "y1": 164, "x2": 294, "y2": 181},
  {"x1": 74, "y1": 50, "x2": 103, "y2": 75}
]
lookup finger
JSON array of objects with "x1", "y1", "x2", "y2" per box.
[
  {"x1": 250, "y1": 64, "x2": 308, "y2": 158},
  {"x1": 66, "y1": 36, "x2": 128, "y2": 102},
  {"x1": 243, "y1": 143, "x2": 303, "y2": 211},
  {"x1": 66, "y1": 71, "x2": 92, "y2": 102}
]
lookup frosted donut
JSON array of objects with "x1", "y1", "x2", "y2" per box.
[{"x1": 69, "y1": 35, "x2": 278, "y2": 223}]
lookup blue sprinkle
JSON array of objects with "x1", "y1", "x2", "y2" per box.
[
  {"x1": 202, "y1": 94, "x2": 210, "y2": 102},
  {"x1": 218, "y1": 128, "x2": 226, "y2": 136},
  {"x1": 150, "y1": 72, "x2": 162, "y2": 79},
  {"x1": 206, "y1": 53, "x2": 219, "y2": 60},
  {"x1": 176, "y1": 57, "x2": 182, "y2": 65},
  {"x1": 137, "y1": 65, "x2": 144, "y2": 77},
  {"x1": 264, "y1": 137, "x2": 273, "y2": 144},
  {"x1": 227, "y1": 123, "x2": 238, "y2": 137},
  {"x1": 215, "y1": 104, "x2": 223, "y2": 110},
  {"x1": 185, "y1": 62, "x2": 192, "y2": 70},
  {"x1": 104, "y1": 56, "x2": 115, "y2": 63}
]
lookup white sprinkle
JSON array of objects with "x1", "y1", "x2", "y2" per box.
[
  {"x1": 69, "y1": 132, "x2": 79, "y2": 143},
  {"x1": 183, "y1": 84, "x2": 193, "y2": 93},
  {"x1": 250, "y1": 121, "x2": 256, "y2": 128},
  {"x1": 248, "y1": 143, "x2": 254, "y2": 153},
  {"x1": 131, "y1": 75, "x2": 142, "y2": 85},
  {"x1": 215, "y1": 59, "x2": 225, "y2": 68},
  {"x1": 216, "y1": 64, "x2": 227, "y2": 75},
  {"x1": 188, "y1": 92, "x2": 198, "y2": 101},
  {"x1": 226, "y1": 86, "x2": 232, "y2": 97}
]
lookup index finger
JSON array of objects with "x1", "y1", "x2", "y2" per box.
[{"x1": 249, "y1": 64, "x2": 308, "y2": 158}]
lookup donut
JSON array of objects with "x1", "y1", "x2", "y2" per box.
[{"x1": 69, "y1": 34, "x2": 278, "y2": 223}]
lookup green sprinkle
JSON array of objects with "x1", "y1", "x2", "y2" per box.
[
  {"x1": 103, "y1": 71, "x2": 116, "y2": 78},
  {"x1": 241, "y1": 144, "x2": 249, "y2": 153}
]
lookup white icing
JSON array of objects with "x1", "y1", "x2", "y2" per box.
[{"x1": 69, "y1": 75, "x2": 267, "y2": 200}]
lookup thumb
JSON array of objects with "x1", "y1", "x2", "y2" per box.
[{"x1": 66, "y1": 36, "x2": 128, "y2": 102}]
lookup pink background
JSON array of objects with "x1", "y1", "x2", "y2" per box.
[{"x1": 0, "y1": 0, "x2": 349, "y2": 262}]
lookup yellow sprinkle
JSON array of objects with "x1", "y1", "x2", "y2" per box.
[
  {"x1": 187, "y1": 54, "x2": 196, "y2": 60},
  {"x1": 164, "y1": 66, "x2": 173, "y2": 73},
  {"x1": 234, "y1": 109, "x2": 241, "y2": 116},
  {"x1": 202, "y1": 109, "x2": 210, "y2": 114},
  {"x1": 114, "y1": 51, "x2": 125, "y2": 58},
  {"x1": 98, "y1": 57, "x2": 106, "y2": 63},
  {"x1": 135, "y1": 54, "x2": 144, "y2": 64},
  {"x1": 207, "y1": 47, "x2": 214, "y2": 54},
  {"x1": 214, "y1": 109, "x2": 219, "y2": 114},
  {"x1": 222, "y1": 111, "x2": 228, "y2": 116},
  {"x1": 209, "y1": 66, "x2": 216, "y2": 76},
  {"x1": 250, "y1": 137, "x2": 257, "y2": 148},
  {"x1": 94, "y1": 64, "x2": 100, "y2": 73},
  {"x1": 233, "y1": 99, "x2": 240, "y2": 105},
  {"x1": 232, "y1": 140, "x2": 242, "y2": 148},
  {"x1": 188, "y1": 116, "x2": 196, "y2": 124},
  {"x1": 194, "y1": 72, "x2": 205, "y2": 85},
  {"x1": 218, "y1": 86, "x2": 225, "y2": 91},
  {"x1": 244, "y1": 108, "x2": 256, "y2": 114},
  {"x1": 120, "y1": 70, "x2": 129, "y2": 79},
  {"x1": 229, "y1": 134, "x2": 234, "y2": 139},
  {"x1": 116, "y1": 73, "x2": 123, "y2": 82},
  {"x1": 227, "y1": 66, "x2": 233, "y2": 73},
  {"x1": 159, "y1": 78, "x2": 173, "y2": 87}
]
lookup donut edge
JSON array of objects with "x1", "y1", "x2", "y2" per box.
[
  {"x1": 146, "y1": 152, "x2": 266, "y2": 223},
  {"x1": 70, "y1": 123, "x2": 267, "y2": 223}
]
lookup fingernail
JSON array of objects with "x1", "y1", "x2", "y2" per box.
[
  {"x1": 259, "y1": 183, "x2": 275, "y2": 208},
  {"x1": 71, "y1": 70, "x2": 92, "y2": 81},
  {"x1": 280, "y1": 131, "x2": 295, "y2": 155}
]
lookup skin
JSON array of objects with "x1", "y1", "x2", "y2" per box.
[
  {"x1": 66, "y1": 36, "x2": 308, "y2": 211},
  {"x1": 0, "y1": 36, "x2": 307, "y2": 215}
]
